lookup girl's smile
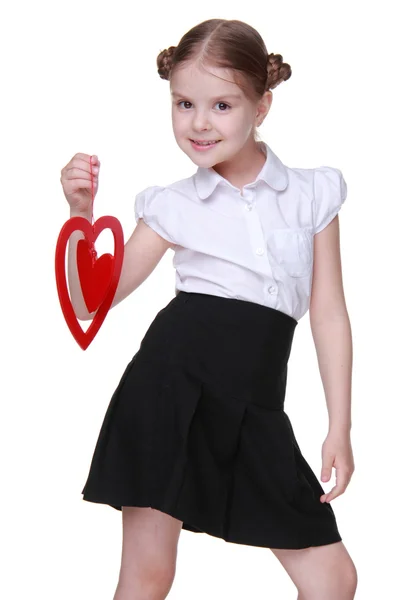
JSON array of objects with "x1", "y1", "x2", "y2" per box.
[{"x1": 190, "y1": 139, "x2": 222, "y2": 151}]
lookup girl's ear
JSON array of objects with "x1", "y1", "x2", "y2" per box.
[{"x1": 256, "y1": 91, "x2": 273, "y2": 125}]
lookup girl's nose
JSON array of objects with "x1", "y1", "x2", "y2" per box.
[{"x1": 192, "y1": 111, "x2": 211, "y2": 131}]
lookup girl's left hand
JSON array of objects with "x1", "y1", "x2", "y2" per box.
[{"x1": 319, "y1": 431, "x2": 355, "y2": 503}]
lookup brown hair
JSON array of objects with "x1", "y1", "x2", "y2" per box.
[{"x1": 156, "y1": 19, "x2": 291, "y2": 101}]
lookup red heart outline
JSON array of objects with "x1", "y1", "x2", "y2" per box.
[{"x1": 55, "y1": 216, "x2": 124, "y2": 350}]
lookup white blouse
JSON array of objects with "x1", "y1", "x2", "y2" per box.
[{"x1": 134, "y1": 141, "x2": 347, "y2": 321}]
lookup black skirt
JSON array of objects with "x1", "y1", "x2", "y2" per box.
[{"x1": 81, "y1": 291, "x2": 342, "y2": 550}]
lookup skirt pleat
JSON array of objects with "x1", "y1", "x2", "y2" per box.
[{"x1": 81, "y1": 291, "x2": 342, "y2": 549}]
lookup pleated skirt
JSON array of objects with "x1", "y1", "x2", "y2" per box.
[{"x1": 81, "y1": 291, "x2": 342, "y2": 549}]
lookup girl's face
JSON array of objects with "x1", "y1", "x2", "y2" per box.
[{"x1": 170, "y1": 62, "x2": 270, "y2": 168}]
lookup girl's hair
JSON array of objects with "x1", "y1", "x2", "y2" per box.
[{"x1": 156, "y1": 19, "x2": 292, "y2": 101}]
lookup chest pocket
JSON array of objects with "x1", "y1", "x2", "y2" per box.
[{"x1": 267, "y1": 228, "x2": 313, "y2": 278}]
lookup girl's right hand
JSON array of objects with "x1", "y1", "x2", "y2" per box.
[{"x1": 60, "y1": 153, "x2": 100, "y2": 213}]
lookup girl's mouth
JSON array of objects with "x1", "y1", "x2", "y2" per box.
[{"x1": 190, "y1": 139, "x2": 222, "y2": 151}]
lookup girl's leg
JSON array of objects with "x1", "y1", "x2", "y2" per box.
[
  {"x1": 113, "y1": 507, "x2": 183, "y2": 600},
  {"x1": 270, "y1": 541, "x2": 358, "y2": 600}
]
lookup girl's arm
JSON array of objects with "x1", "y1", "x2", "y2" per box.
[
  {"x1": 67, "y1": 211, "x2": 174, "y2": 321},
  {"x1": 309, "y1": 215, "x2": 353, "y2": 435}
]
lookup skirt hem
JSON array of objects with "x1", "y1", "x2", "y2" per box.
[{"x1": 81, "y1": 493, "x2": 342, "y2": 550}]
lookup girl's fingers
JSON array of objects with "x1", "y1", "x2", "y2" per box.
[
  {"x1": 62, "y1": 154, "x2": 96, "y2": 172},
  {"x1": 321, "y1": 482, "x2": 346, "y2": 503},
  {"x1": 65, "y1": 163, "x2": 99, "y2": 180},
  {"x1": 320, "y1": 470, "x2": 350, "y2": 503},
  {"x1": 73, "y1": 152, "x2": 98, "y2": 164},
  {"x1": 61, "y1": 155, "x2": 100, "y2": 180},
  {"x1": 64, "y1": 167, "x2": 93, "y2": 181},
  {"x1": 68, "y1": 178, "x2": 97, "y2": 191}
]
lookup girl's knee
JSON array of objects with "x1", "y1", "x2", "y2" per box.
[
  {"x1": 302, "y1": 553, "x2": 358, "y2": 600},
  {"x1": 116, "y1": 560, "x2": 176, "y2": 600},
  {"x1": 271, "y1": 541, "x2": 358, "y2": 600},
  {"x1": 343, "y1": 558, "x2": 358, "y2": 596},
  {"x1": 116, "y1": 507, "x2": 181, "y2": 598},
  {"x1": 143, "y1": 559, "x2": 177, "y2": 590}
]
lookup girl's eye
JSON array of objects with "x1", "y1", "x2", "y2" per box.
[
  {"x1": 178, "y1": 101, "x2": 192, "y2": 109},
  {"x1": 215, "y1": 102, "x2": 230, "y2": 111}
]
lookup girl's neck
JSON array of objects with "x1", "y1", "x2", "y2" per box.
[{"x1": 211, "y1": 139, "x2": 267, "y2": 193}]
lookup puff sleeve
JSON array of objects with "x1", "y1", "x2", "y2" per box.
[
  {"x1": 134, "y1": 185, "x2": 177, "y2": 245},
  {"x1": 312, "y1": 167, "x2": 347, "y2": 234}
]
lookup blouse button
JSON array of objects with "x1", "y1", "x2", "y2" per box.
[
  {"x1": 268, "y1": 285, "x2": 277, "y2": 295},
  {"x1": 256, "y1": 247, "x2": 264, "y2": 256},
  {"x1": 245, "y1": 204, "x2": 253, "y2": 211}
]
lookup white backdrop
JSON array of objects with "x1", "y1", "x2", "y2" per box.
[{"x1": 1, "y1": 0, "x2": 399, "y2": 598}]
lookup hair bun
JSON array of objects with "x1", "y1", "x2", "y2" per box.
[
  {"x1": 157, "y1": 46, "x2": 177, "y2": 80},
  {"x1": 266, "y1": 53, "x2": 292, "y2": 90}
]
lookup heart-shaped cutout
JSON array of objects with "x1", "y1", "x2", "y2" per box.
[
  {"x1": 55, "y1": 215, "x2": 124, "y2": 350},
  {"x1": 77, "y1": 238, "x2": 114, "y2": 313}
]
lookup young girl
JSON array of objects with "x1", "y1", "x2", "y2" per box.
[{"x1": 61, "y1": 18, "x2": 357, "y2": 600}]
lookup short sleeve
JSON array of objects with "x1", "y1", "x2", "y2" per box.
[
  {"x1": 312, "y1": 166, "x2": 347, "y2": 234},
  {"x1": 134, "y1": 185, "x2": 177, "y2": 245}
]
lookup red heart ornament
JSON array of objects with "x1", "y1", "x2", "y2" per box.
[
  {"x1": 77, "y1": 238, "x2": 114, "y2": 313},
  {"x1": 55, "y1": 215, "x2": 124, "y2": 350}
]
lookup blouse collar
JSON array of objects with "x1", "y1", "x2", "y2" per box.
[{"x1": 194, "y1": 141, "x2": 289, "y2": 199}]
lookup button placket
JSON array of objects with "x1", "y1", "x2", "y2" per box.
[
  {"x1": 241, "y1": 188, "x2": 276, "y2": 282},
  {"x1": 241, "y1": 190, "x2": 265, "y2": 259},
  {"x1": 240, "y1": 187, "x2": 279, "y2": 305},
  {"x1": 240, "y1": 186, "x2": 254, "y2": 211}
]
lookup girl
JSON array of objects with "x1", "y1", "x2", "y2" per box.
[{"x1": 61, "y1": 18, "x2": 357, "y2": 600}]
